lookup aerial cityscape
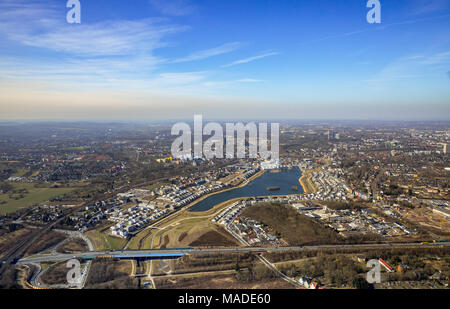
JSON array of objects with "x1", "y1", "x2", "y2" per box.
[
  {"x1": 0, "y1": 121, "x2": 448, "y2": 291},
  {"x1": 0, "y1": 0, "x2": 449, "y2": 298}
]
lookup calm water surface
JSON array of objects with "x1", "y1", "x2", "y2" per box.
[{"x1": 189, "y1": 167, "x2": 303, "y2": 212}]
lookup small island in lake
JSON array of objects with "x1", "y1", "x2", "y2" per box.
[
  {"x1": 291, "y1": 186, "x2": 298, "y2": 191},
  {"x1": 266, "y1": 186, "x2": 280, "y2": 191}
]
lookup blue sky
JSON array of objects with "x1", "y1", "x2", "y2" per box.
[{"x1": 0, "y1": 0, "x2": 449, "y2": 120}]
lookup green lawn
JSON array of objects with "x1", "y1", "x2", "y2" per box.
[
  {"x1": 104, "y1": 235, "x2": 127, "y2": 250},
  {"x1": 12, "y1": 168, "x2": 29, "y2": 177},
  {"x1": 86, "y1": 229, "x2": 127, "y2": 250},
  {"x1": 0, "y1": 183, "x2": 75, "y2": 214}
]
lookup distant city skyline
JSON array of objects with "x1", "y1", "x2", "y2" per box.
[{"x1": 0, "y1": 0, "x2": 449, "y2": 120}]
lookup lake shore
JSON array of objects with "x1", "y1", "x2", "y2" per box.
[
  {"x1": 186, "y1": 169, "x2": 266, "y2": 211},
  {"x1": 298, "y1": 167, "x2": 315, "y2": 194},
  {"x1": 190, "y1": 167, "x2": 304, "y2": 212}
]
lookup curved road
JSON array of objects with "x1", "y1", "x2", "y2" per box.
[{"x1": 18, "y1": 241, "x2": 450, "y2": 264}]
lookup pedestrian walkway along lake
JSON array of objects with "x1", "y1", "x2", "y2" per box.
[{"x1": 189, "y1": 166, "x2": 304, "y2": 212}]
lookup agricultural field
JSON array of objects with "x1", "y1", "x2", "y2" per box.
[{"x1": 0, "y1": 182, "x2": 76, "y2": 214}]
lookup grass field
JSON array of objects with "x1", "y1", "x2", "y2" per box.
[
  {"x1": 189, "y1": 228, "x2": 238, "y2": 247},
  {"x1": 0, "y1": 182, "x2": 75, "y2": 214},
  {"x1": 129, "y1": 201, "x2": 241, "y2": 250},
  {"x1": 143, "y1": 219, "x2": 214, "y2": 248},
  {"x1": 144, "y1": 217, "x2": 237, "y2": 249},
  {"x1": 85, "y1": 228, "x2": 127, "y2": 251},
  {"x1": 105, "y1": 234, "x2": 127, "y2": 249},
  {"x1": 127, "y1": 196, "x2": 242, "y2": 249},
  {"x1": 11, "y1": 168, "x2": 29, "y2": 177}
]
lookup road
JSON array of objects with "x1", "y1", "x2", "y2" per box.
[
  {"x1": 18, "y1": 241, "x2": 450, "y2": 264},
  {"x1": 225, "y1": 222, "x2": 302, "y2": 287},
  {"x1": 0, "y1": 176, "x2": 170, "y2": 276},
  {"x1": 257, "y1": 254, "x2": 301, "y2": 287}
]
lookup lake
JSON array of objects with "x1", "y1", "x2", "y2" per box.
[{"x1": 189, "y1": 166, "x2": 304, "y2": 212}]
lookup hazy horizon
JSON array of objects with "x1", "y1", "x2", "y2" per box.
[{"x1": 1, "y1": 0, "x2": 449, "y2": 120}]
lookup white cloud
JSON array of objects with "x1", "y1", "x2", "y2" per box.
[
  {"x1": 203, "y1": 78, "x2": 263, "y2": 87},
  {"x1": 0, "y1": 0, "x2": 273, "y2": 118},
  {"x1": 0, "y1": 0, "x2": 187, "y2": 57},
  {"x1": 222, "y1": 51, "x2": 279, "y2": 67},
  {"x1": 26, "y1": 20, "x2": 187, "y2": 56},
  {"x1": 301, "y1": 13, "x2": 450, "y2": 47},
  {"x1": 172, "y1": 42, "x2": 243, "y2": 63},
  {"x1": 152, "y1": 72, "x2": 207, "y2": 85},
  {"x1": 366, "y1": 51, "x2": 450, "y2": 84},
  {"x1": 149, "y1": 0, "x2": 197, "y2": 16},
  {"x1": 408, "y1": 0, "x2": 450, "y2": 16},
  {"x1": 0, "y1": 0, "x2": 211, "y2": 92},
  {"x1": 0, "y1": 55, "x2": 162, "y2": 83},
  {"x1": 0, "y1": 0, "x2": 251, "y2": 95},
  {"x1": 419, "y1": 51, "x2": 450, "y2": 65},
  {"x1": 235, "y1": 78, "x2": 263, "y2": 83}
]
